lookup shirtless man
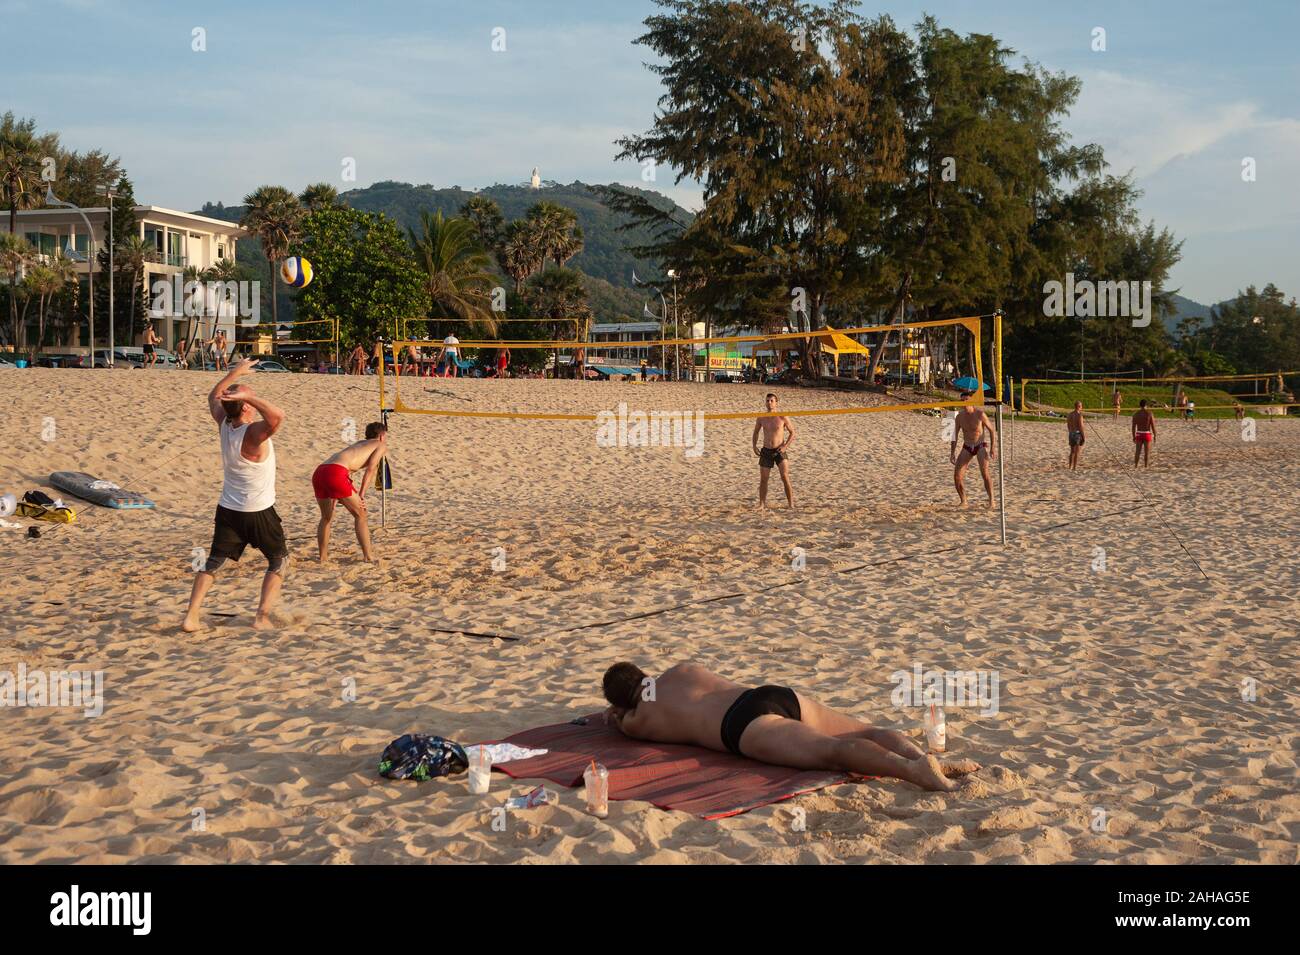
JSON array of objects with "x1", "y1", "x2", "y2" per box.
[
  {"x1": 1112, "y1": 388, "x2": 1123, "y2": 419},
  {"x1": 1066, "y1": 400, "x2": 1086, "y2": 470},
  {"x1": 1132, "y1": 399, "x2": 1156, "y2": 468},
  {"x1": 142, "y1": 322, "x2": 160, "y2": 367},
  {"x1": 182, "y1": 358, "x2": 287, "y2": 632},
  {"x1": 950, "y1": 391, "x2": 997, "y2": 506},
  {"x1": 752, "y1": 392, "x2": 795, "y2": 509},
  {"x1": 311, "y1": 423, "x2": 387, "y2": 562},
  {"x1": 602, "y1": 662, "x2": 979, "y2": 792},
  {"x1": 209, "y1": 329, "x2": 228, "y2": 371}
]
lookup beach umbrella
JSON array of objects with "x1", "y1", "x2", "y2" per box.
[{"x1": 952, "y1": 376, "x2": 990, "y2": 392}]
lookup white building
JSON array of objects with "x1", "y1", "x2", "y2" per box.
[{"x1": 10, "y1": 205, "x2": 248, "y2": 354}]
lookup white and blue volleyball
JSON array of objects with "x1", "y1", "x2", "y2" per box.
[{"x1": 280, "y1": 256, "x2": 314, "y2": 288}]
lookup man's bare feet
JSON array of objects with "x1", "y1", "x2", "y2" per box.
[
  {"x1": 912, "y1": 754, "x2": 959, "y2": 792},
  {"x1": 181, "y1": 616, "x2": 203, "y2": 633},
  {"x1": 939, "y1": 757, "x2": 981, "y2": 777},
  {"x1": 252, "y1": 614, "x2": 276, "y2": 631}
]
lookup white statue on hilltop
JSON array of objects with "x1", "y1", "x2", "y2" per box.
[{"x1": 530, "y1": 167, "x2": 541, "y2": 189}]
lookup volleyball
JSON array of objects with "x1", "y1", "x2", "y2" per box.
[{"x1": 280, "y1": 256, "x2": 314, "y2": 288}]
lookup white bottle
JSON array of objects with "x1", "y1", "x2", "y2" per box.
[{"x1": 924, "y1": 704, "x2": 946, "y2": 753}]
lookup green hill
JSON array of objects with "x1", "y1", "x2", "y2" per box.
[{"x1": 197, "y1": 180, "x2": 691, "y2": 322}]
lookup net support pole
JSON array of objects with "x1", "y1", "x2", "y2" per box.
[
  {"x1": 380, "y1": 408, "x2": 389, "y2": 529},
  {"x1": 997, "y1": 402, "x2": 1007, "y2": 546}
]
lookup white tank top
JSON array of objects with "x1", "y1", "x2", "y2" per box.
[{"x1": 218, "y1": 420, "x2": 276, "y2": 512}]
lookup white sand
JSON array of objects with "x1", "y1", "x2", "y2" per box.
[{"x1": 0, "y1": 367, "x2": 1295, "y2": 863}]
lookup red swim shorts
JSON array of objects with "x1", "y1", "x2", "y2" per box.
[
  {"x1": 1134, "y1": 432, "x2": 1153, "y2": 445},
  {"x1": 312, "y1": 463, "x2": 356, "y2": 500}
]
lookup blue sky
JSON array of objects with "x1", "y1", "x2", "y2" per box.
[{"x1": 6, "y1": 0, "x2": 1298, "y2": 304}]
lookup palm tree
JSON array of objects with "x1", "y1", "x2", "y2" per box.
[
  {"x1": 524, "y1": 267, "x2": 591, "y2": 378},
  {"x1": 0, "y1": 231, "x2": 35, "y2": 349},
  {"x1": 299, "y1": 182, "x2": 341, "y2": 212},
  {"x1": 1, "y1": 114, "x2": 47, "y2": 346},
  {"x1": 114, "y1": 234, "x2": 151, "y2": 344},
  {"x1": 459, "y1": 196, "x2": 505, "y2": 250},
  {"x1": 524, "y1": 201, "x2": 583, "y2": 269},
  {"x1": 24, "y1": 254, "x2": 75, "y2": 362},
  {"x1": 407, "y1": 211, "x2": 498, "y2": 336},
  {"x1": 500, "y1": 219, "x2": 541, "y2": 293},
  {"x1": 190, "y1": 257, "x2": 240, "y2": 362},
  {"x1": 239, "y1": 185, "x2": 303, "y2": 332}
]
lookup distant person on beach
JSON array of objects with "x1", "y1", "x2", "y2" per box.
[
  {"x1": 1185, "y1": 399, "x2": 1195, "y2": 422},
  {"x1": 349, "y1": 345, "x2": 367, "y2": 375},
  {"x1": 1067, "y1": 400, "x2": 1086, "y2": 470},
  {"x1": 441, "y1": 334, "x2": 460, "y2": 378},
  {"x1": 311, "y1": 422, "x2": 387, "y2": 563},
  {"x1": 601, "y1": 662, "x2": 979, "y2": 792},
  {"x1": 1132, "y1": 399, "x2": 1156, "y2": 468},
  {"x1": 210, "y1": 329, "x2": 228, "y2": 371},
  {"x1": 182, "y1": 358, "x2": 287, "y2": 633},
  {"x1": 1112, "y1": 389, "x2": 1122, "y2": 418},
  {"x1": 495, "y1": 347, "x2": 509, "y2": 379},
  {"x1": 574, "y1": 347, "x2": 586, "y2": 380},
  {"x1": 640, "y1": 359, "x2": 648, "y2": 382},
  {"x1": 142, "y1": 322, "x2": 160, "y2": 367},
  {"x1": 951, "y1": 391, "x2": 997, "y2": 507},
  {"x1": 752, "y1": 392, "x2": 795, "y2": 509}
]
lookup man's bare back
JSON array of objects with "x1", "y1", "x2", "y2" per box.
[
  {"x1": 603, "y1": 662, "x2": 978, "y2": 791},
  {"x1": 323, "y1": 437, "x2": 384, "y2": 472}
]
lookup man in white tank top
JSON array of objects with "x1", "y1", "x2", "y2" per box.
[{"x1": 182, "y1": 358, "x2": 288, "y2": 632}]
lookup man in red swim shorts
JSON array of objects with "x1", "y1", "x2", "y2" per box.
[
  {"x1": 311, "y1": 422, "x2": 388, "y2": 561},
  {"x1": 1132, "y1": 399, "x2": 1156, "y2": 469}
]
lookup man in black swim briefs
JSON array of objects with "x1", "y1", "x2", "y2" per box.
[
  {"x1": 752, "y1": 392, "x2": 796, "y2": 509},
  {"x1": 601, "y1": 662, "x2": 980, "y2": 792}
]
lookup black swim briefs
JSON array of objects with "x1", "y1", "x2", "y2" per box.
[
  {"x1": 720, "y1": 685, "x2": 802, "y2": 755},
  {"x1": 759, "y1": 446, "x2": 785, "y2": 469}
]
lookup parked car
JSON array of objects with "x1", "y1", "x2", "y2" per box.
[
  {"x1": 253, "y1": 360, "x2": 290, "y2": 373},
  {"x1": 0, "y1": 354, "x2": 16, "y2": 368},
  {"x1": 37, "y1": 353, "x2": 87, "y2": 368}
]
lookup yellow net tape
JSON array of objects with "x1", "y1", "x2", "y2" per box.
[{"x1": 382, "y1": 316, "x2": 989, "y2": 421}]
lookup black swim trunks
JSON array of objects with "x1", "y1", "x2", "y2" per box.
[
  {"x1": 209, "y1": 504, "x2": 288, "y2": 564},
  {"x1": 759, "y1": 446, "x2": 785, "y2": 469},
  {"x1": 1069, "y1": 430, "x2": 1084, "y2": 447},
  {"x1": 142, "y1": 343, "x2": 154, "y2": 355},
  {"x1": 720, "y1": 685, "x2": 802, "y2": 755}
]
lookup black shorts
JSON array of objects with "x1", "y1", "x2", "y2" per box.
[
  {"x1": 720, "y1": 685, "x2": 802, "y2": 755},
  {"x1": 1069, "y1": 430, "x2": 1084, "y2": 447},
  {"x1": 142, "y1": 344, "x2": 154, "y2": 355},
  {"x1": 209, "y1": 504, "x2": 288, "y2": 564},
  {"x1": 759, "y1": 446, "x2": 785, "y2": 469}
]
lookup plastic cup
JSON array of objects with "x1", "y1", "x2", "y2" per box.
[
  {"x1": 468, "y1": 753, "x2": 491, "y2": 794},
  {"x1": 583, "y1": 762, "x2": 609, "y2": 818}
]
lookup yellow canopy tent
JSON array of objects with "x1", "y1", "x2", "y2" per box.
[{"x1": 813, "y1": 327, "x2": 871, "y2": 376}]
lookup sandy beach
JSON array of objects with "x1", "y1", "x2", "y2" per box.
[{"x1": 0, "y1": 366, "x2": 1295, "y2": 864}]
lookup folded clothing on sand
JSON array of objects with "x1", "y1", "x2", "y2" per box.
[{"x1": 484, "y1": 714, "x2": 854, "y2": 820}]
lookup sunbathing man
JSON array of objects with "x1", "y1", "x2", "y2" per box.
[
  {"x1": 311, "y1": 422, "x2": 387, "y2": 562},
  {"x1": 752, "y1": 392, "x2": 795, "y2": 509},
  {"x1": 182, "y1": 358, "x2": 287, "y2": 632},
  {"x1": 1132, "y1": 399, "x2": 1156, "y2": 468},
  {"x1": 1066, "y1": 400, "x2": 1086, "y2": 470},
  {"x1": 950, "y1": 391, "x2": 996, "y2": 506},
  {"x1": 602, "y1": 662, "x2": 979, "y2": 792}
]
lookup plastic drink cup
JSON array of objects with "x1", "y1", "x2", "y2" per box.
[
  {"x1": 924, "y1": 704, "x2": 946, "y2": 753},
  {"x1": 468, "y1": 751, "x2": 491, "y2": 794},
  {"x1": 583, "y1": 762, "x2": 609, "y2": 818}
]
